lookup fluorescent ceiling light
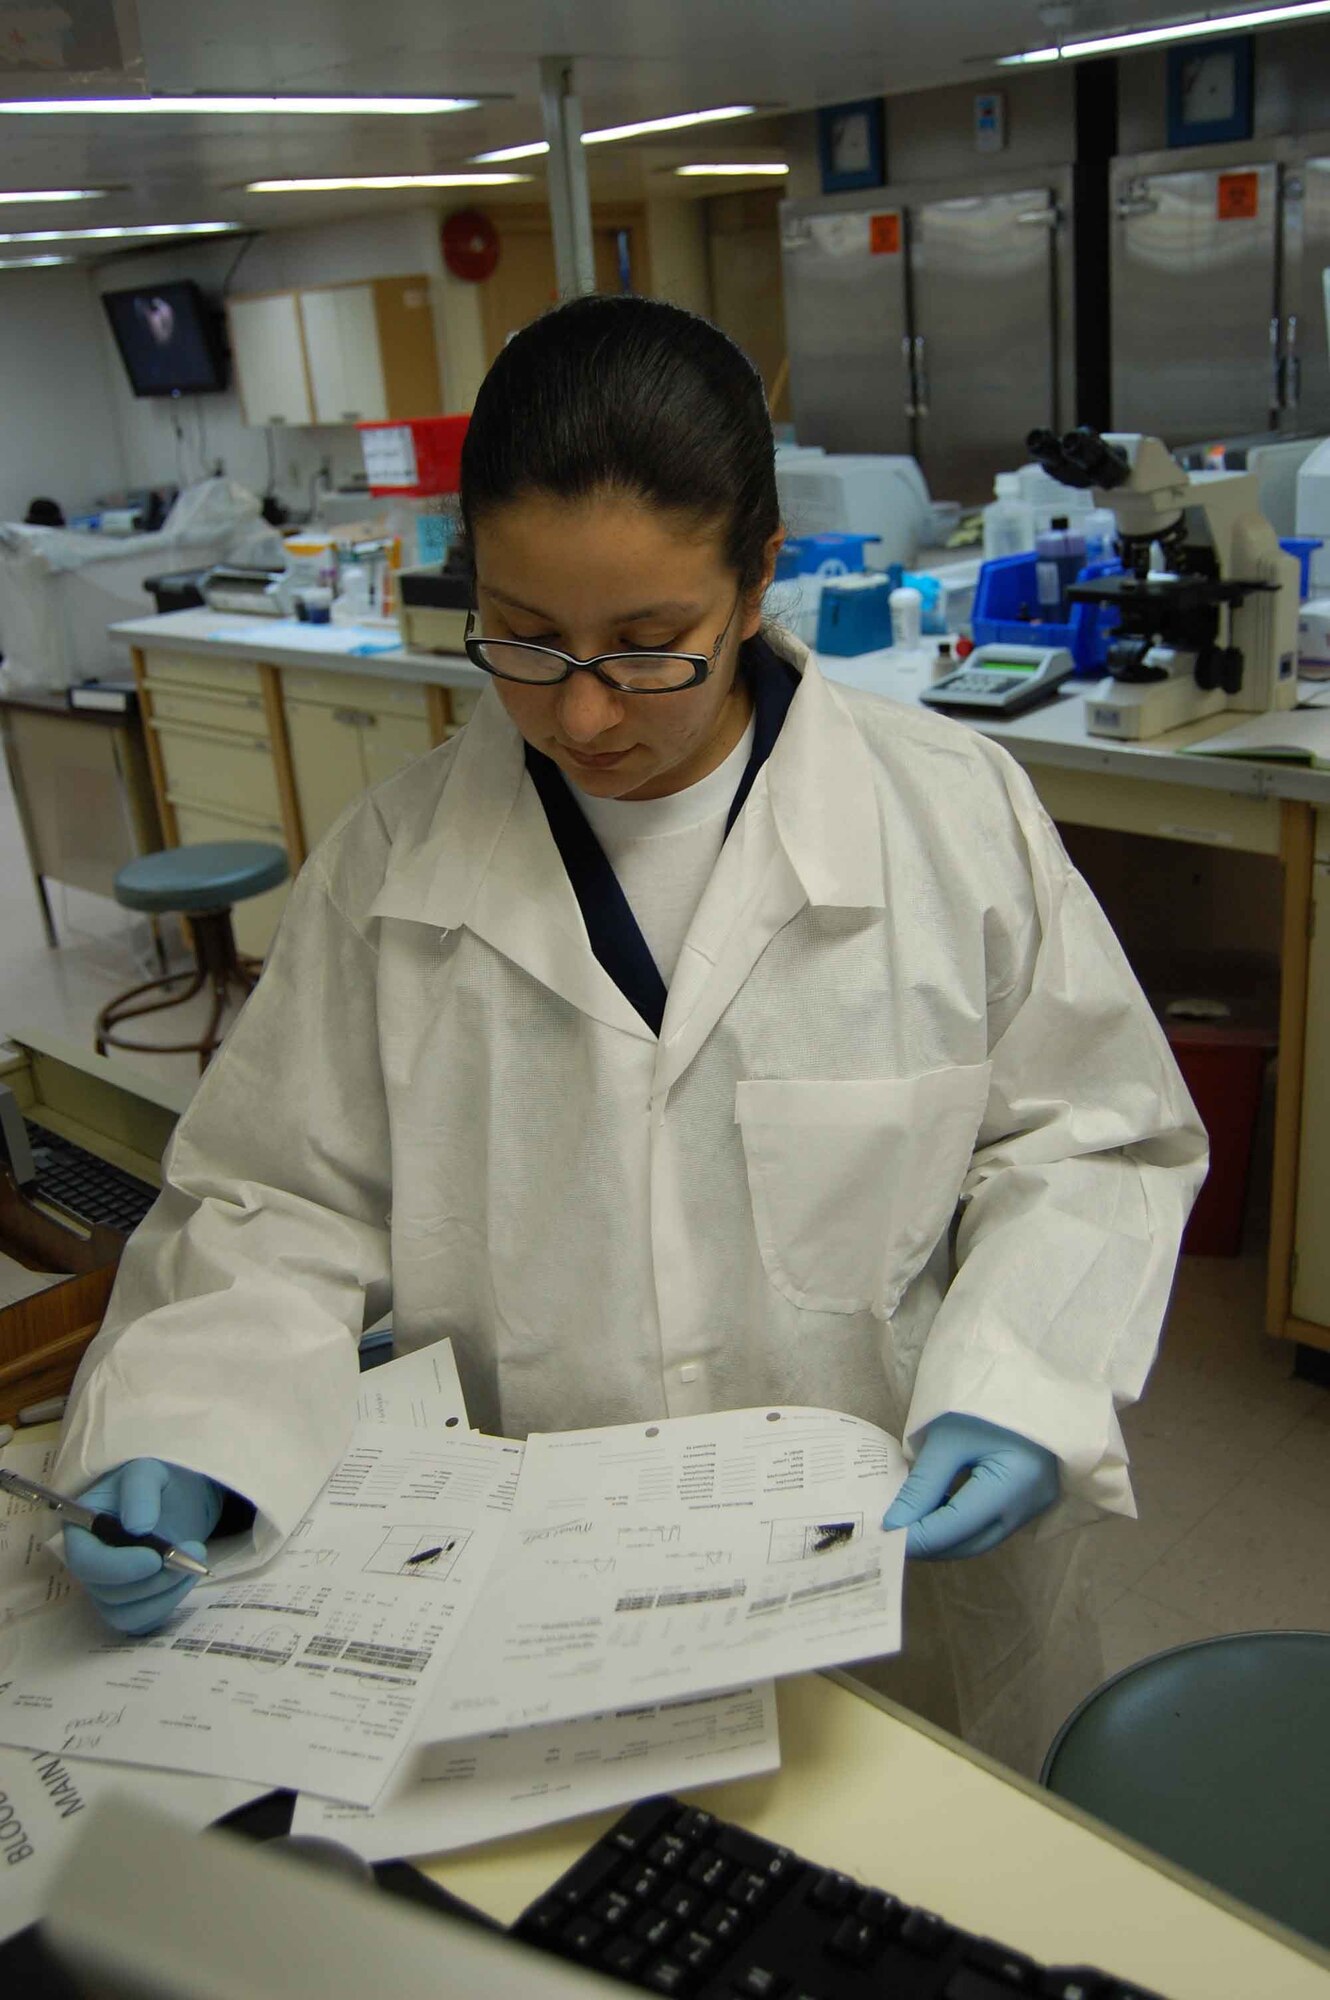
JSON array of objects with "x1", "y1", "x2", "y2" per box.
[
  {"x1": 474, "y1": 103, "x2": 758, "y2": 163},
  {"x1": 0, "y1": 254, "x2": 73, "y2": 266},
  {"x1": 0, "y1": 94, "x2": 480, "y2": 116},
  {"x1": 674, "y1": 163, "x2": 789, "y2": 177},
  {"x1": 246, "y1": 173, "x2": 530, "y2": 192},
  {"x1": 0, "y1": 187, "x2": 106, "y2": 203},
  {"x1": 999, "y1": 1, "x2": 1330, "y2": 63},
  {"x1": 0, "y1": 222, "x2": 232, "y2": 243}
]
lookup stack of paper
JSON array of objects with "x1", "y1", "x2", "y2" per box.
[{"x1": 0, "y1": 1344, "x2": 910, "y2": 1943}]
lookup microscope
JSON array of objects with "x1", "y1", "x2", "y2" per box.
[{"x1": 1026, "y1": 427, "x2": 1300, "y2": 740}]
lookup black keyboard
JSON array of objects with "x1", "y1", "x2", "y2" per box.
[
  {"x1": 25, "y1": 1120, "x2": 158, "y2": 1236},
  {"x1": 513, "y1": 1796, "x2": 1165, "y2": 2000}
]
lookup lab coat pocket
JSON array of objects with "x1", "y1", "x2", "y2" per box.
[{"x1": 735, "y1": 1066, "x2": 992, "y2": 1318}]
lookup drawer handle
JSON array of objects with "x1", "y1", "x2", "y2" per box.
[
  {"x1": 333, "y1": 708, "x2": 378, "y2": 728},
  {"x1": 341, "y1": 410, "x2": 362, "y2": 422}
]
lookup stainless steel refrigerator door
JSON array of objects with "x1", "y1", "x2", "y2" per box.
[
  {"x1": 1282, "y1": 154, "x2": 1330, "y2": 434},
  {"x1": 908, "y1": 188, "x2": 1058, "y2": 505},
  {"x1": 780, "y1": 204, "x2": 914, "y2": 456},
  {"x1": 1111, "y1": 160, "x2": 1280, "y2": 445}
]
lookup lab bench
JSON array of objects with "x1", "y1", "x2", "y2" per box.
[{"x1": 107, "y1": 610, "x2": 1330, "y2": 1357}]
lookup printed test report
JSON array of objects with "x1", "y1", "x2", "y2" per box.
[
  {"x1": 354, "y1": 1337, "x2": 470, "y2": 1432},
  {"x1": 0, "y1": 1438, "x2": 75, "y2": 1627},
  {"x1": 292, "y1": 1681, "x2": 779, "y2": 1862},
  {"x1": 429, "y1": 1406, "x2": 910, "y2": 1743},
  {"x1": 0, "y1": 1426, "x2": 521, "y2": 1807}
]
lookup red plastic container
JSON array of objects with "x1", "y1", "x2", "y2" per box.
[
  {"x1": 1165, "y1": 1022, "x2": 1276, "y2": 1256},
  {"x1": 357, "y1": 414, "x2": 469, "y2": 496}
]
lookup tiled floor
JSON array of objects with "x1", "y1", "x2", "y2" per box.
[{"x1": 2, "y1": 756, "x2": 1327, "y2": 1679}]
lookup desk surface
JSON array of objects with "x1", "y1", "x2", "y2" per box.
[
  {"x1": 427, "y1": 1670, "x2": 1330, "y2": 1999},
  {"x1": 113, "y1": 610, "x2": 1330, "y2": 807}
]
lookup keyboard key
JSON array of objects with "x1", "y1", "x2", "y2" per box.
[
  {"x1": 1039, "y1": 1976, "x2": 1105, "y2": 1999},
  {"x1": 855, "y1": 1886, "x2": 902, "y2": 1931},
  {"x1": 558, "y1": 1844, "x2": 623, "y2": 1906},
  {"x1": 715, "y1": 1825, "x2": 776, "y2": 1872},
  {"x1": 808, "y1": 1870, "x2": 854, "y2": 1911},
  {"x1": 626, "y1": 1864, "x2": 665, "y2": 1900},
  {"x1": 645, "y1": 1958, "x2": 690, "y2": 1994},
  {"x1": 520, "y1": 1895, "x2": 567, "y2": 1937},
  {"x1": 732, "y1": 1967, "x2": 785, "y2": 1997},
  {"x1": 592, "y1": 1891, "x2": 633, "y2": 1927},
  {"x1": 700, "y1": 1900, "x2": 743, "y2": 1941},
  {"x1": 672, "y1": 1808, "x2": 716, "y2": 1842},
  {"x1": 558, "y1": 1914, "x2": 604, "y2": 1953},
  {"x1": 662, "y1": 1883, "x2": 705, "y2": 1922},
  {"x1": 732, "y1": 1868, "x2": 771, "y2": 1909},
  {"x1": 686, "y1": 1851, "x2": 733, "y2": 1892},
  {"x1": 900, "y1": 1909, "x2": 952, "y2": 1957},
  {"x1": 604, "y1": 1935, "x2": 648, "y2": 1976},
  {"x1": 632, "y1": 1910, "x2": 679, "y2": 1949},
  {"x1": 826, "y1": 1916, "x2": 881, "y2": 1966},
  {"x1": 677, "y1": 1930, "x2": 716, "y2": 1970},
  {"x1": 612, "y1": 1798, "x2": 678, "y2": 1853},
  {"x1": 946, "y1": 1972, "x2": 1031, "y2": 2000},
  {"x1": 649, "y1": 1833, "x2": 691, "y2": 1869},
  {"x1": 966, "y1": 1937, "x2": 1037, "y2": 1984}
]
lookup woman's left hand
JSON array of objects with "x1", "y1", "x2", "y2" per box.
[{"x1": 881, "y1": 1413, "x2": 1059, "y2": 1560}]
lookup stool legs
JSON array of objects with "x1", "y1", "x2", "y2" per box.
[{"x1": 96, "y1": 906, "x2": 257, "y2": 1072}]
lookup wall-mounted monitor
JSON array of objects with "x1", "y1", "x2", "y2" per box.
[{"x1": 101, "y1": 279, "x2": 228, "y2": 397}]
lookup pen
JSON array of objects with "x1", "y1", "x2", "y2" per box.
[{"x1": 0, "y1": 1469, "x2": 211, "y2": 1579}]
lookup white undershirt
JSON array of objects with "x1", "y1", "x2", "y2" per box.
[{"x1": 575, "y1": 717, "x2": 757, "y2": 983}]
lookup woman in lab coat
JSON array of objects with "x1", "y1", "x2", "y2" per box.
[{"x1": 58, "y1": 297, "x2": 1206, "y2": 1774}]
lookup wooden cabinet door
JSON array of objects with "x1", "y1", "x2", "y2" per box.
[
  {"x1": 360, "y1": 710, "x2": 435, "y2": 791},
  {"x1": 283, "y1": 699, "x2": 369, "y2": 851},
  {"x1": 227, "y1": 294, "x2": 312, "y2": 427}
]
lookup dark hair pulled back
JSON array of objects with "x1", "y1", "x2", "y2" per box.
[{"x1": 459, "y1": 294, "x2": 780, "y2": 595}]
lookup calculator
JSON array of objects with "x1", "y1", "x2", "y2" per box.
[{"x1": 920, "y1": 643, "x2": 1075, "y2": 716}]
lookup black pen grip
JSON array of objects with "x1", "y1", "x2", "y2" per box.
[{"x1": 89, "y1": 1512, "x2": 173, "y2": 1561}]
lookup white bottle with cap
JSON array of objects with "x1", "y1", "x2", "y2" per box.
[{"x1": 982, "y1": 473, "x2": 1036, "y2": 562}]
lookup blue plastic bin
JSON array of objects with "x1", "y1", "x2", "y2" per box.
[
  {"x1": 777, "y1": 532, "x2": 880, "y2": 580},
  {"x1": 971, "y1": 553, "x2": 1122, "y2": 678},
  {"x1": 816, "y1": 577, "x2": 893, "y2": 655}
]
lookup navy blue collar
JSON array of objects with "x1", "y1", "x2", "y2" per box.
[{"x1": 525, "y1": 637, "x2": 799, "y2": 1034}]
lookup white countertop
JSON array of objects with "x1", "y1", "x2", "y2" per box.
[{"x1": 112, "y1": 609, "x2": 1330, "y2": 806}]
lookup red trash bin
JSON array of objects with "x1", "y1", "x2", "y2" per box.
[{"x1": 1164, "y1": 1021, "x2": 1277, "y2": 1257}]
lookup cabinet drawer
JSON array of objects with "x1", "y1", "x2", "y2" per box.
[
  {"x1": 153, "y1": 722, "x2": 280, "y2": 822},
  {"x1": 170, "y1": 802, "x2": 291, "y2": 960},
  {"x1": 1029, "y1": 766, "x2": 1281, "y2": 857},
  {"x1": 146, "y1": 683, "x2": 267, "y2": 733},
  {"x1": 283, "y1": 666, "x2": 429, "y2": 718},
  {"x1": 139, "y1": 651, "x2": 264, "y2": 696}
]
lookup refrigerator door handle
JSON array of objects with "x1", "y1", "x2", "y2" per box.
[
  {"x1": 1285, "y1": 312, "x2": 1301, "y2": 412},
  {"x1": 901, "y1": 334, "x2": 918, "y2": 418},
  {"x1": 1270, "y1": 314, "x2": 1284, "y2": 421},
  {"x1": 912, "y1": 334, "x2": 930, "y2": 419}
]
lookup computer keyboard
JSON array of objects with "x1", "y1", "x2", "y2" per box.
[
  {"x1": 25, "y1": 1120, "x2": 158, "y2": 1236},
  {"x1": 513, "y1": 1795, "x2": 1164, "y2": 2000}
]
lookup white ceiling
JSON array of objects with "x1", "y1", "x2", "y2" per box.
[{"x1": 0, "y1": 0, "x2": 1307, "y2": 245}]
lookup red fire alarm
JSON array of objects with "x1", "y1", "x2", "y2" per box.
[{"x1": 442, "y1": 209, "x2": 500, "y2": 283}]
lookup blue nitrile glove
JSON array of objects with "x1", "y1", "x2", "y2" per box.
[
  {"x1": 63, "y1": 1459, "x2": 224, "y2": 1635},
  {"x1": 881, "y1": 1414, "x2": 1059, "y2": 1561}
]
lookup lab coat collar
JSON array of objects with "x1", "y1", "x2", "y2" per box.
[{"x1": 761, "y1": 632, "x2": 888, "y2": 915}]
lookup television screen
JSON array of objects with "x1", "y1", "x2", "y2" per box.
[{"x1": 102, "y1": 279, "x2": 228, "y2": 397}]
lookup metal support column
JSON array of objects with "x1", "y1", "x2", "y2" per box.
[{"x1": 540, "y1": 55, "x2": 596, "y2": 299}]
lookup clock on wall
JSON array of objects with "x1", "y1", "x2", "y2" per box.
[{"x1": 1166, "y1": 35, "x2": 1254, "y2": 148}]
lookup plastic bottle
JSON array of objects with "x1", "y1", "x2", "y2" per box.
[
  {"x1": 982, "y1": 473, "x2": 1036, "y2": 563},
  {"x1": 1083, "y1": 508, "x2": 1118, "y2": 564},
  {"x1": 1034, "y1": 515, "x2": 1087, "y2": 613}
]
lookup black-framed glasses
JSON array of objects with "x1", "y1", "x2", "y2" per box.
[{"x1": 464, "y1": 596, "x2": 741, "y2": 694}]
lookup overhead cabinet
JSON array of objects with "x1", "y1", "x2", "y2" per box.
[
  {"x1": 227, "y1": 276, "x2": 441, "y2": 429},
  {"x1": 780, "y1": 175, "x2": 1073, "y2": 503}
]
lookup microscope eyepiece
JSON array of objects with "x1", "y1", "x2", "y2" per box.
[{"x1": 1061, "y1": 427, "x2": 1131, "y2": 489}]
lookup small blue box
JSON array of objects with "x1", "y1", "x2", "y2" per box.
[{"x1": 816, "y1": 577, "x2": 893, "y2": 656}]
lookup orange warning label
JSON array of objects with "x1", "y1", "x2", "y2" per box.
[
  {"x1": 870, "y1": 212, "x2": 901, "y2": 255},
  {"x1": 1217, "y1": 171, "x2": 1259, "y2": 221}
]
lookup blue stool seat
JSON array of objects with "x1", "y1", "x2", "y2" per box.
[{"x1": 114, "y1": 841, "x2": 288, "y2": 915}]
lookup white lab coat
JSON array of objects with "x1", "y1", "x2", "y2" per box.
[{"x1": 56, "y1": 638, "x2": 1206, "y2": 1772}]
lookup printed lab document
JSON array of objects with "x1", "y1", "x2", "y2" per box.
[
  {"x1": 429, "y1": 1407, "x2": 909, "y2": 1743},
  {"x1": 291, "y1": 1682, "x2": 778, "y2": 1862},
  {"x1": 0, "y1": 1742, "x2": 257, "y2": 1946},
  {"x1": 0, "y1": 1426, "x2": 521, "y2": 1807},
  {"x1": 354, "y1": 1337, "x2": 470, "y2": 1432},
  {"x1": 1, "y1": 1437, "x2": 75, "y2": 1627}
]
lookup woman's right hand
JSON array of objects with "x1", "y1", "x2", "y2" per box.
[{"x1": 62, "y1": 1459, "x2": 224, "y2": 1634}]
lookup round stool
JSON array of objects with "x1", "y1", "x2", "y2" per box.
[
  {"x1": 96, "y1": 842, "x2": 289, "y2": 1072},
  {"x1": 1041, "y1": 1630, "x2": 1330, "y2": 1949}
]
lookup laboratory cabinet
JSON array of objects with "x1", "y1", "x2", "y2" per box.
[
  {"x1": 1291, "y1": 811, "x2": 1330, "y2": 1329},
  {"x1": 1111, "y1": 134, "x2": 1330, "y2": 447},
  {"x1": 129, "y1": 640, "x2": 478, "y2": 957},
  {"x1": 226, "y1": 277, "x2": 442, "y2": 431},
  {"x1": 780, "y1": 171, "x2": 1075, "y2": 503}
]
